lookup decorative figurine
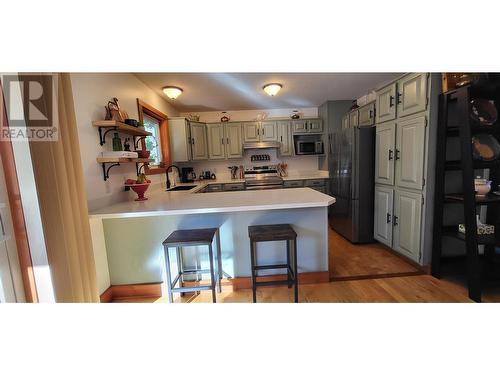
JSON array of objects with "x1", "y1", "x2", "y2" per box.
[
  {"x1": 123, "y1": 137, "x2": 131, "y2": 151},
  {"x1": 221, "y1": 111, "x2": 230, "y2": 122}
]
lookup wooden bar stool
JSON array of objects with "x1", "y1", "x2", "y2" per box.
[
  {"x1": 248, "y1": 224, "x2": 298, "y2": 303},
  {"x1": 162, "y1": 228, "x2": 223, "y2": 303}
]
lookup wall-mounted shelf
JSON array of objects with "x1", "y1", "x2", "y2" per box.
[
  {"x1": 96, "y1": 157, "x2": 153, "y2": 181},
  {"x1": 92, "y1": 120, "x2": 152, "y2": 145}
]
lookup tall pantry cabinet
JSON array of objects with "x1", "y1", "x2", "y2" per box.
[{"x1": 373, "y1": 73, "x2": 439, "y2": 264}]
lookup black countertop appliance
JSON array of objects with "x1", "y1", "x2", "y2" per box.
[{"x1": 181, "y1": 167, "x2": 195, "y2": 183}]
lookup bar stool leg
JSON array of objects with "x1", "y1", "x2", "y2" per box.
[
  {"x1": 250, "y1": 240, "x2": 257, "y2": 303},
  {"x1": 176, "y1": 246, "x2": 185, "y2": 297},
  {"x1": 216, "y1": 229, "x2": 223, "y2": 293},
  {"x1": 163, "y1": 245, "x2": 174, "y2": 303},
  {"x1": 208, "y1": 244, "x2": 216, "y2": 303},
  {"x1": 286, "y1": 240, "x2": 292, "y2": 289},
  {"x1": 293, "y1": 238, "x2": 298, "y2": 303}
]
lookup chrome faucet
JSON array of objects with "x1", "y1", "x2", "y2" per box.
[{"x1": 165, "y1": 164, "x2": 181, "y2": 189}]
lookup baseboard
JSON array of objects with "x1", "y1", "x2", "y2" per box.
[
  {"x1": 100, "y1": 282, "x2": 163, "y2": 303},
  {"x1": 99, "y1": 272, "x2": 329, "y2": 302}
]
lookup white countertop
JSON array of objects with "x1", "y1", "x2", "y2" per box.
[{"x1": 89, "y1": 187, "x2": 335, "y2": 219}]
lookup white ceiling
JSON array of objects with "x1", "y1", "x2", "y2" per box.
[{"x1": 135, "y1": 73, "x2": 400, "y2": 112}]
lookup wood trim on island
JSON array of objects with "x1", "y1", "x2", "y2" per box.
[{"x1": 100, "y1": 271, "x2": 329, "y2": 302}]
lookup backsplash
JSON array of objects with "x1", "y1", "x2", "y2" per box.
[{"x1": 175, "y1": 149, "x2": 320, "y2": 180}]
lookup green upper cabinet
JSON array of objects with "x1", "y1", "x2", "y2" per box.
[
  {"x1": 395, "y1": 115, "x2": 426, "y2": 190},
  {"x1": 189, "y1": 121, "x2": 208, "y2": 160},
  {"x1": 243, "y1": 122, "x2": 260, "y2": 142},
  {"x1": 207, "y1": 122, "x2": 242, "y2": 160},
  {"x1": 243, "y1": 121, "x2": 277, "y2": 142},
  {"x1": 206, "y1": 123, "x2": 225, "y2": 160},
  {"x1": 358, "y1": 102, "x2": 375, "y2": 127},
  {"x1": 376, "y1": 83, "x2": 397, "y2": 123},
  {"x1": 292, "y1": 119, "x2": 323, "y2": 133},
  {"x1": 293, "y1": 120, "x2": 307, "y2": 133},
  {"x1": 277, "y1": 120, "x2": 292, "y2": 156},
  {"x1": 306, "y1": 119, "x2": 323, "y2": 133},
  {"x1": 261, "y1": 121, "x2": 278, "y2": 141},
  {"x1": 349, "y1": 110, "x2": 359, "y2": 128},
  {"x1": 168, "y1": 118, "x2": 192, "y2": 162},
  {"x1": 225, "y1": 122, "x2": 243, "y2": 159},
  {"x1": 375, "y1": 121, "x2": 396, "y2": 186},
  {"x1": 396, "y1": 73, "x2": 428, "y2": 118}
]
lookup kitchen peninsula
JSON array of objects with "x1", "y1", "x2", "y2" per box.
[{"x1": 89, "y1": 186, "x2": 335, "y2": 294}]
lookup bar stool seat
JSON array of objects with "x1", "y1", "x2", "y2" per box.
[
  {"x1": 248, "y1": 224, "x2": 298, "y2": 303},
  {"x1": 162, "y1": 228, "x2": 223, "y2": 303}
]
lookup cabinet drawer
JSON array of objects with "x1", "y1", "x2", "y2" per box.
[
  {"x1": 304, "y1": 179, "x2": 325, "y2": 187},
  {"x1": 223, "y1": 183, "x2": 245, "y2": 191},
  {"x1": 207, "y1": 184, "x2": 223, "y2": 192},
  {"x1": 283, "y1": 180, "x2": 304, "y2": 188}
]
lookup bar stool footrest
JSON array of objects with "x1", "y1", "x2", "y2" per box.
[
  {"x1": 172, "y1": 285, "x2": 213, "y2": 294},
  {"x1": 253, "y1": 264, "x2": 288, "y2": 271}
]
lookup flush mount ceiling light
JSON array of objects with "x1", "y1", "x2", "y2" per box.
[
  {"x1": 162, "y1": 86, "x2": 183, "y2": 99},
  {"x1": 263, "y1": 83, "x2": 282, "y2": 96}
]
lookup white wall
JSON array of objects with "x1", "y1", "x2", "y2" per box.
[
  {"x1": 70, "y1": 73, "x2": 180, "y2": 212},
  {"x1": 181, "y1": 107, "x2": 318, "y2": 123}
]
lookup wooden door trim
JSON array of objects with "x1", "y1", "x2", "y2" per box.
[{"x1": 0, "y1": 84, "x2": 38, "y2": 302}]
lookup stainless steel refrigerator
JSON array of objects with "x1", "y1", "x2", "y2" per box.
[{"x1": 329, "y1": 125, "x2": 375, "y2": 243}]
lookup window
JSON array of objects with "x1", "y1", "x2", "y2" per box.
[
  {"x1": 137, "y1": 99, "x2": 171, "y2": 175},
  {"x1": 142, "y1": 114, "x2": 162, "y2": 165}
]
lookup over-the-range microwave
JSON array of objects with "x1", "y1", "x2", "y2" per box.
[{"x1": 295, "y1": 139, "x2": 324, "y2": 155}]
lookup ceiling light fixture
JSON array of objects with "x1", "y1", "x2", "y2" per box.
[
  {"x1": 162, "y1": 86, "x2": 183, "y2": 100},
  {"x1": 263, "y1": 83, "x2": 282, "y2": 96}
]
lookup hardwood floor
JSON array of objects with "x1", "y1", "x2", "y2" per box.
[
  {"x1": 328, "y1": 228, "x2": 421, "y2": 280},
  {"x1": 114, "y1": 275, "x2": 474, "y2": 303},
  {"x1": 110, "y1": 227, "x2": 500, "y2": 303}
]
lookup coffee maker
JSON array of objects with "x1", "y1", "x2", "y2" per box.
[{"x1": 181, "y1": 167, "x2": 196, "y2": 183}]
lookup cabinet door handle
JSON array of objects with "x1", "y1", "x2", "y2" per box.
[
  {"x1": 280, "y1": 135, "x2": 283, "y2": 142},
  {"x1": 386, "y1": 213, "x2": 392, "y2": 224},
  {"x1": 389, "y1": 95, "x2": 395, "y2": 107},
  {"x1": 306, "y1": 123, "x2": 308, "y2": 130},
  {"x1": 388, "y1": 149, "x2": 393, "y2": 160},
  {"x1": 262, "y1": 128, "x2": 265, "y2": 135},
  {"x1": 221, "y1": 138, "x2": 224, "y2": 145},
  {"x1": 257, "y1": 128, "x2": 260, "y2": 136},
  {"x1": 397, "y1": 92, "x2": 402, "y2": 104},
  {"x1": 369, "y1": 110, "x2": 373, "y2": 119},
  {"x1": 395, "y1": 149, "x2": 400, "y2": 160},
  {"x1": 393, "y1": 215, "x2": 399, "y2": 226},
  {"x1": 227, "y1": 138, "x2": 229, "y2": 144},
  {"x1": 191, "y1": 137, "x2": 195, "y2": 145}
]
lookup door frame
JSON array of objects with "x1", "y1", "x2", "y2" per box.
[{"x1": 0, "y1": 83, "x2": 38, "y2": 302}]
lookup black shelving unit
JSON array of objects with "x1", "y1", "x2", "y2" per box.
[{"x1": 432, "y1": 84, "x2": 500, "y2": 302}]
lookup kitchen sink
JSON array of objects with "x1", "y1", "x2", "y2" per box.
[{"x1": 168, "y1": 185, "x2": 197, "y2": 191}]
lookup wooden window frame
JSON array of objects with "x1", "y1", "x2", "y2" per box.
[{"x1": 136, "y1": 99, "x2": 171, "y2": 175}]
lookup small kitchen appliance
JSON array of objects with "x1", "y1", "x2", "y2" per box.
[{"x1": 181, "y1": 167, "x2": 196, "y2": 183}]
